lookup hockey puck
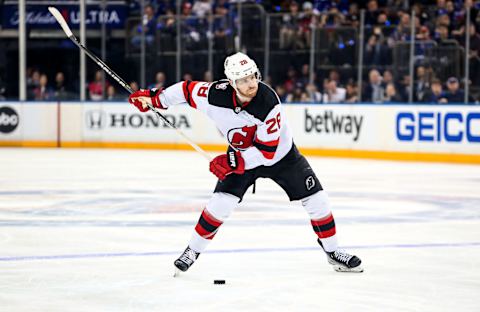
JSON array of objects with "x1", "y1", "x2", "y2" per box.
[{"x1": 214, "y1": 280, "x2": 225, "y2": 285}]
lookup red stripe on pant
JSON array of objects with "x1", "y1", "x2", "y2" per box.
[
  {"x1": 311, "y1": 213, "x2": 336, "y2": 239},
  {"x1": 195, "y1": 208, "x2": 223, "y2": 240}
]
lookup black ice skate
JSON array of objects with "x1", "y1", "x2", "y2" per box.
[
  {"x1": 173, "y1": 246, "x2": 200, "y2": 276},
  {"x1": 317, "y1": 239, "x2": 363, "y2": 273}
]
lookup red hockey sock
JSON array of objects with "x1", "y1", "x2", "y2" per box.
[
  {"x1": 194, "y1": 208, "x2": 223, "y2": 240},
  {"x1": 311, "y1": 212, "x2": 336, "y2": 239}
]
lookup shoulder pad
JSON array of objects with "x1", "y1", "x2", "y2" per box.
[
  {"x1": 208, "y1": 80, "x2": 234, "y2": 109},
  {"x1": 244, "y1": 82, "x2": 280, "y2": 121}
]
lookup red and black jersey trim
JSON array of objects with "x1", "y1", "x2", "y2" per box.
[
  {"x1": 253, "y1": 137, "x2": 279, "y2": 159},
  {"x1": 195, "y1": 208, "x2": 223, "y2": 240},
  {"x1": 182, "y1": 80, "x2": 199, "y2": 109},
  {"x1": 311, "y1": 213, "x2": 336, "y2": 238}
]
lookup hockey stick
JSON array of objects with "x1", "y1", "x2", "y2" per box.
[{"x1": 48, "y1": 6, "x2": 212, "y2": 161}]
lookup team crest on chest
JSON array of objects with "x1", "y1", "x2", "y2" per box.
[
  {"x1": 234, "y1": 107, "x2": 242, "y2": 113},
  {"x1": 227, "y1": 125, "x2": 257, "y2": 150}
]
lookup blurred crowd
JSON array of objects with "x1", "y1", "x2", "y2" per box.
[
  {"x1": 24, "y1": 65, "x2": 472, "y2": 104},
  {"x1": 11, "y1": 0, "x2": 480, "y2": 103}
]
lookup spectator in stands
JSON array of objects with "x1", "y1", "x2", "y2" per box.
[
  {"x1": 382, "y1": 69, "x2": 393, "y2": 85},
  {"x1": 279, "y1": 1, "x2": 302, "y2": 49},
  {"x1": 89, "y1": 70, "x2": 109, "y2": 101},
  {"x1": 412, "y1": 3, "x2": 431, "y2": 26},
  {"x1": 376, "y1": 12, "x2": 391, "y2": 27},
  {"x1": 53, "y1": 72, "x2": 70, "y2": 100},
  {"x1": 400, "y1": 74, "x2": 413, "y2": 100},
  {"x1": 183, "y1": 73, "x2": 193, "y2": 81},
  {"x1": 322, "y1": 79, "x2": 346, "y2": 103},
  {"x1": 319, "y1": 7, "x2": 345, "y2": 28},
  {"x1": 364, "y1": 33, "x2": 390, "y2": 66},
  {"x1": 444, "y1": 76, "x2": 465, "y2": 103},
  {"x1": 192, "y1": 0, "x2": 212, "y2": 19},
  {"x1": 436, "y1": 12, "x2": 452, "y2": 32},
  {"x1": 297, "y1": 1, "x2": 315, "y2": 49},
  {"x1": 130, "y1": 81, "x2": 139, "y2": 93},
  {"x1": 131, "y1": 4, "x2": 158, "y2": 48},
  {"x1": 454, "y1": 24, "x2": 480, "y2": 85},
  {"x1": 388, "y1": 12, "x2": 411, "y2": 47},
  {"x1": 106, "y1": 86, "x2": 123, "y2": 101},
  {"x1": 283, "y1": 67, "x2": 298, "y2": 93},
  {"x1": 297, "y1": 64, "x2": 311, "y2": 88},
  {"x1": 345, "y1": 80, "x2": 358, "y2": 103},
  {"x1": 182, "y1": 2, "x2": 206, "y2": 50},
  {"x1": 27, "y1": 69, "x2": 41, "y2": 100},
  {"x1": 414, "y1": 66, "x2": 431, "y2": 102},
  {"x1": 33, "y1": 74, "x2": 53, "y2": 101},
  {"x1": 285, "y1": 83, "x2": 307, "y2": 103},
  {"x1": 365, "y1": 0, "x2": 380, "y2": 26},
  {"x1": 384, "y1": 83, "x2": 403, "y2": 103},
  {"x1": 345, "y1": 3, "x2": 360, "y2": 27},
  {"x1": 158, "y1": 8, "x2": 177, "y2": 47},
  {"x1": 148, "y1": 71, "x2": 167, "y2": 89},
  {"x1": 432, "y1": 0, "x2": 448, "y2": 19},
  {"x1": 275, "y1": 85, "x2": 288, "y2": 102},
  {"x1": 203, "y1": 70, "x2": 213, "y2": 83},
  {"x1": 328, "y1": 69, "x2": 341, "y2": 85},
  {"x1": 434, "y1": 24, "x2": 451, "y2": 44},
  {"x1": 305, "y1": 82, "x2": 323, "y2": 103},
  {"x1": 423, "y1": 79, "x2": 447, "y2": 103},
  {"x1": 363, "y1": 69, "x2": 385, "y2": 103},
  {"x1": 212, "y1": 1, "x2": 231, "y2": 50},
  {"x1": 445, "y1": 1, "x2": 461, "y2": 29},
  {"x1": 383, "y1": 69, "x2": 406, "y2": 101}
]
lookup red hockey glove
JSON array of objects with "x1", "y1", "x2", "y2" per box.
[
  {"x1": 210, "y1": 150, "x2": 245, "y2": 181},
  {"x1": 128, "y1": 88, "x2": 164, "y2": 112}
]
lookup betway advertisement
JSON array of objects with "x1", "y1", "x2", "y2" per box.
[
  {"x1": 289, "y1": 104, "x2": 480, "y2": 154},
  {"x1": 287, "y1": 105, "x2": 380, "y2": 150}
]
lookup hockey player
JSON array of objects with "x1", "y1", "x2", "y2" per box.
[{"x1": 128, "y1": 52, "x2": 363, "y2": 273}]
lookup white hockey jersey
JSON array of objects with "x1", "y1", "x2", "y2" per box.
[{"x1": 158, "y1": 79, "x2": 293, "y2": 170}]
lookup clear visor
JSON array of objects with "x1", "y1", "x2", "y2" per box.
[{"x1": 235, "y1": 73, "x2": 258, "y2": 86}]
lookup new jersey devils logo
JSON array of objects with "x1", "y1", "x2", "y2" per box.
[
  {"x1": 305, "y1": 176, "x2": 316, "y2": 191},
  {"x1": 227, "y1": 125, "x2": 257, "y2": 150}
]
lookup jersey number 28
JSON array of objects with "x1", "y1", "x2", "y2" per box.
[{"x1": 266, "y1": 112, "x2": 281, "y2": 134}]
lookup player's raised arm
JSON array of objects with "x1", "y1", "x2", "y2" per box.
[{"x1": 128, "y1": 81, "x2": 211, "y2": 113}]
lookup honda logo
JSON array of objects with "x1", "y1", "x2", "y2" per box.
[{"x1": 86, "y1": 110, "x2": 106, "y2": 129}]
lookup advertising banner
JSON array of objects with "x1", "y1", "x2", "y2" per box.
[
  {"x1": 81, "y1": 103, "x2": 224, "y2": 144},
  {"x1": 2, "y1": 3, "x2": 127, "y2": 29},
  {"x1": 0, "y1": 103, "x2": 21, "y2": 141},
  {"x1": 289, "y1": 104, "x2": 480, "y2": 155},
  {"x1": 1, "y1": 101, "x2": 479, "y2": 161}
]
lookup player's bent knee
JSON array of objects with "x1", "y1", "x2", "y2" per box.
[
  {"x1": 301, "y1": 191, "x2": 331, "y2": 219},
  {"x1": 206, "y1": 192, "x2": 240, "y2": 221}
]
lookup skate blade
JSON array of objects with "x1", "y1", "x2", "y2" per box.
[
  {"x1": 173, "y1": 268, "x2": 181, "y2": 277},
  {"x1": 332, "y1": 264, "x2": 364, "y2": 273}
]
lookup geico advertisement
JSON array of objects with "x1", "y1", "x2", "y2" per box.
[
  {"x1": 396, "y1": 108, "x2": 480, "y2": 144},
  {"x1": 82, "y1": 103, "x2": 223, "y2": 143}
]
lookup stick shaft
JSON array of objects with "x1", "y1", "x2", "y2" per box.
[{"x1": 49, "y1": 7, "x2": 211, "y2": 161}]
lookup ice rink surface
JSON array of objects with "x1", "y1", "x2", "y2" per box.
[{"x1": 0, "y1": 148, "x2": 479, "y2": 312}]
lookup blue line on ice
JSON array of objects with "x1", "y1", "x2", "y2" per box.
[{"x1": 1, "y1": 242, "x2": 479, "y2": 262}]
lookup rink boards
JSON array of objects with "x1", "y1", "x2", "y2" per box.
[{"x1": 0, "y1": 101, "x2": 479, "y2": 163}]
